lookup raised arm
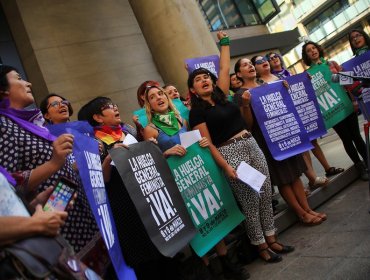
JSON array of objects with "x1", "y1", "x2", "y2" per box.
[{"x1": 216, "y1": 31, "x2": 231, "y2": 95}]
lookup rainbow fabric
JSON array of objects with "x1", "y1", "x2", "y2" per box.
[{"x1": 94, "y1": 125, "x2": 123, "y2": 145}]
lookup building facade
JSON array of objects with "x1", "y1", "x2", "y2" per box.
[{"x1": 267, "y1": 0, "x2": 370, "y2": 73}]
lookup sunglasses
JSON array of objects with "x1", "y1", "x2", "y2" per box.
[
  {"x1": 101, "y1": 103, "x2": 118, "y2": 111},
  {"x1": 269, "y1": 54, "x2": 279, "y2": 60},
  {"x1": 255, "y1": 58, "x2": 267, "y2": 65},
  {"x1": 47, "y1": 100, "x2": 70, "y2": 109}
]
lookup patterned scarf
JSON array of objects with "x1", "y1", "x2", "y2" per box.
[
  {"x1": 94, "y1": 125, "x2": 123, "y2": 145},
  {"x1": 152, "y1": 111, "x2": 179, "y2": 136}
]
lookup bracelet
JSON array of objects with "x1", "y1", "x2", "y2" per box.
[{"x1": 219, "y1": 37, "x2": 230, "y2": 46}]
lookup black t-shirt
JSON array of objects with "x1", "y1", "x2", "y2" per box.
[{"x1": 189, "y1": 101, "x2": 246, "y2": 146}]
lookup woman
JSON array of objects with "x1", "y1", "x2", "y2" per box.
[
  {"x1": 251, "y1": 55, "x2": 279, "y2": 83},
  {"x1": 266, "y1": 52, "x2": 291, "y2": 80},
  {"x1": 142, "y1": 85, "x2": 249, "y2": 279},
  {"x1": 346, "y1": 30, "x2": 370, "y2": 101},
  {"x1": 302, "y1": 41, "x2": 368, "y2": 181},
  {"x1": 40, "y1": 93, "x2": 73, "y2": 124},
  {"x1": 80, "y1": 96, "x2": 183, "y2": 280},
  {"x1": 163, "y1": 84, "x2": 181, "y2": 100},
  {"x1": 0, "y1": 65, "x2": 99, "y2": 253},
  {"x1": 266, "y1": 52, "x2": 333, "y2": 190},
  {"x1": 349, "y1": 29, "x2": 370, "y2": 57},
  {"x1": 234, "y1": 57, "x2": 327, "y2": 225},
  {"x1": 188, "y1": 32, "x2": 294, "y2": 264},
  {"x1": 230, "y1": 73, "x2": 242, "y2": 94}
]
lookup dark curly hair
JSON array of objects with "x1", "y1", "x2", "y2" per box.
[
  {"x1": 187, "y1": 68, "x2": 226, "y2": 110},
  {"x1": 301, "y1": 41, "x2": 324, "y2": 66},
  {"x1": 348, "y1": 29, "x2": 370, "y2": 55}
]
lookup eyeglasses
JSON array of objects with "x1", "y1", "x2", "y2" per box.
[
  {"x1": 47, "y1": 100, "x2": 70, "y2": 109},
  {"x1": 350, "y1": 34, "x2": 364, "y2": 41},
  {"x1": 254, "y1": 58, "x2": 267, "y2": 65},
  {"x1": 100, "y1": 103, "x2": 118, "y2": 111},
  {"x1": 269, "y1": 54, "x2": 279, "y2": 61}
]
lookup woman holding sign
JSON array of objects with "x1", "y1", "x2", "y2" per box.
[
  {"x1": 234, "y1": 57, "x2": 327, "y2": 225},
  {"x1": 302, "y1": 41, "x2": 368, "y2": 181},
  {"x1": 189, "y1": 32, "x2": 294, "y2": 264},
  {"x1": 142, "y1": 85, "x2": 250, "y2": 280},
  {"x1": 80, "y1": 96, "x2": 185, "y2": 279}
]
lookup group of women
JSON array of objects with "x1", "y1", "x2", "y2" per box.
[{"x1": 0, "y1": 28, "x2": 369, "y2": 280}]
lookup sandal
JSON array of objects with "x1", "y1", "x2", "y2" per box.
[
  {"x1": 300, "y1": 212, "x2": 323, "y2": 226},
  {"x1": 308, "y1": 176, "x2": 329, "y2": 190},
  {"x1": 307, "y1": 209, "x2": 327, "y2": 221},
  {"x1": 267, "y1": 241, "x2": 295, "y2": 254},
  {"x1": 325, "y1": 167, "x2": 344, "y2": 177},
  {"x1": 258, "y1": 246, "x2": 282, "y2": 263}
]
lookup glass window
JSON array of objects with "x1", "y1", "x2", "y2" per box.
[
  {"x1": 251, "y1": 0, "x2": 280, "y2": 22},
  {"x1": 198, "y1": 0, "x2": 279, "y2": 31}
]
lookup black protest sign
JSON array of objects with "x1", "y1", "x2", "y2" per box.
[{"x1": 109, "y1": 141, "x2": 196, "y2": 257}]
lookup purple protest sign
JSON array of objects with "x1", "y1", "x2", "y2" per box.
[
  {"x1": 285, "y1": 73, "x2": 327, "y2": 140},
  {"x1": 185, "y1": 55, "x2": 220, "y2": 78},
  {"x1": 48, "y1": 123, "x2": 136, "y2": 280},
  {"x1": 70, "y1": 129, "x2": 137, "y2": 280},
  {"x1": 250, "y1": 81, "x2": 313, "y2": 161},
  {"x1": 342, "y1": 51, "x2": 370, "y2": 121}
]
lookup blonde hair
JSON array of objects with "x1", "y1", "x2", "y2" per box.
[{"x1": 144, "y1": 86, "x2": 180, "y2": 123}]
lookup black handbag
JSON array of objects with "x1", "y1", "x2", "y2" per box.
[{"x1": 0, "y1": 235, "x2": 101, "y2": 280}]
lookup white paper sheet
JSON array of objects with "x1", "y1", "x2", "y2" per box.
[
  {"x1": 111, "y1": 134, "x2": 139, "y2": 166},
  {"x1": 122, "y1": 134, "x2": 138, "y2": 145},
  {"x1": 180, "y1": 130, "x2": 202, "y2": 148},
  {"x1": 236, "y1": 161, "x2": 266, "y2": 193}
]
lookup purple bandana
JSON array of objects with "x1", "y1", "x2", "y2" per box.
[{"x1": 0, "y1": 99, "x2": 56, "y2": 142}]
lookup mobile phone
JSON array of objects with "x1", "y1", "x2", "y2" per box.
[{"x1": 43, "y1": 177, "x2": 77, "y2": 212}]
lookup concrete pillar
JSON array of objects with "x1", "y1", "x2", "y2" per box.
[{"x1": 128, "y1": 0, "x2": 219, "y2": 96}]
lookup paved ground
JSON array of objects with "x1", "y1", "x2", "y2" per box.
[{"x1": 245, "y1": 179, "x2": 370, "y2": 280}]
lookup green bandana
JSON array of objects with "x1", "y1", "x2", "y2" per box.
[
  {"x1": 152, "y1": 111, "x2": 179, "y2": 136},
  {"x1": 355, "y1": 46, "x2": 369, "y2": 56}
]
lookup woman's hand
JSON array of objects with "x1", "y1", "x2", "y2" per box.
[
  {"x1": 217, "y1": 30, "x2": 228, "y2": 40},
  {"x1": 32, "y1": 205, "x2": 68, "y2": 236},
  {"x1": 50, "y1": 134, "x2": 74, "y2": 169},
  {"x1": 164, "y1": 144, "x2": 187, "y2": 158},
  {"x1": 199, "y1": 137, "x2": 209, "y2": 147},
  {"x1": 147, "y1": 137, "x2": 158, "y2": 145},
  {"x1": 224, "y1": 164, "x2": 237, "y2": 180},
  {"x1": 29, "y1": 186, "x2": 54, "y2": 210},
  {"x1": 241, "y1": 90, "x2": 251, "y2": 107},
  {"x1": 132, "y1": 115, "x2": 143, "y2": 128},
  {"x1": 282, "y1": 80, "x2": 289, "y2": 88}
]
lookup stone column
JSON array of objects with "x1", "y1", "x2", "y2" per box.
[{"x1": 128, "y1": 0, "x2": 219, "y2": 96}]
